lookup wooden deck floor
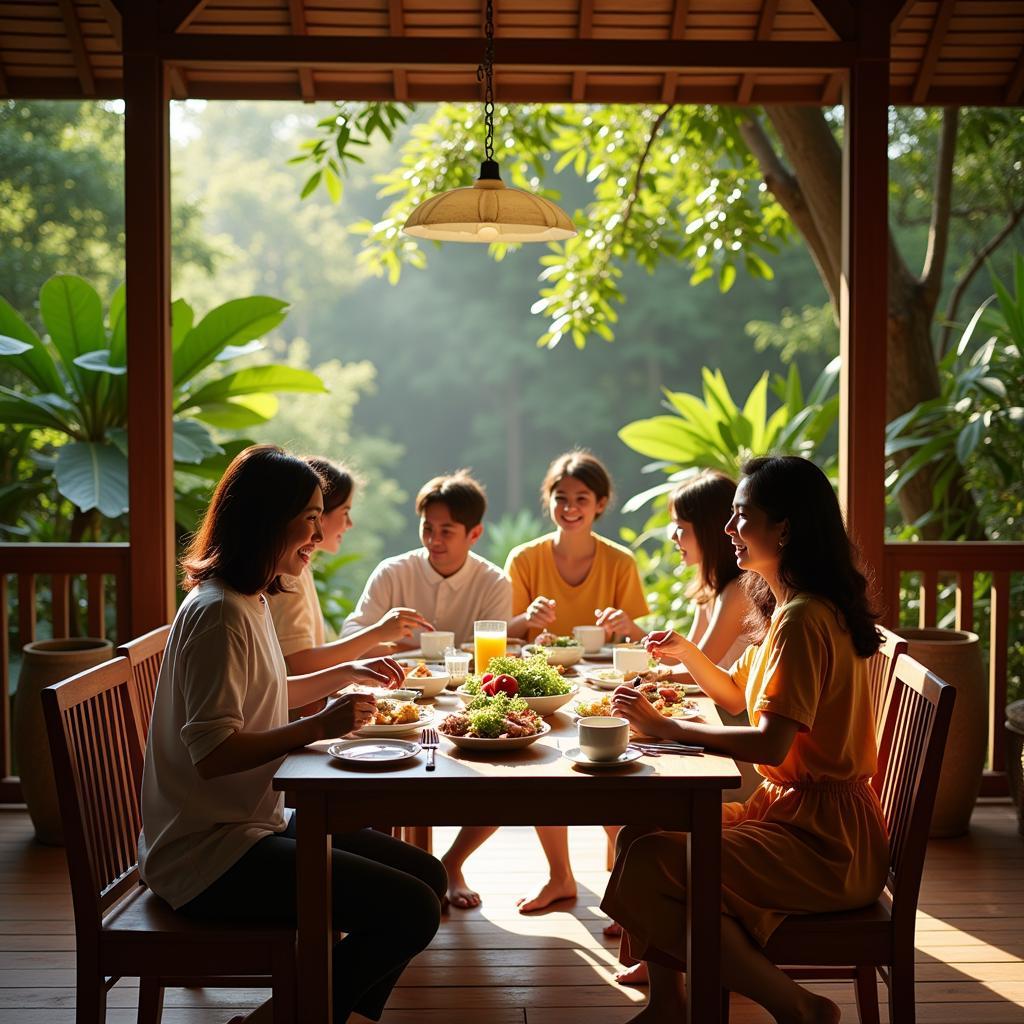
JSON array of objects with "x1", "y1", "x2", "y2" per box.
[{"x1": 1, "y1": 802, "x2": 1022, "y2": 1023}]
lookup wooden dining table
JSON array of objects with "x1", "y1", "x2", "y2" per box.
[{"x1": 273, "y1": 688, "x2": 741, "y2": 1023}]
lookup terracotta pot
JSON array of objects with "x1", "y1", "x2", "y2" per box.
[
  {"x1": 897, "y1": 628, "x2": 987, "y2": 838},
  {"x1": 14, "y1": 638, "x2": 113, "y2": 845},
  {"x1": 1006, "y1": 700, "x2": 1024, "y2": 838}
]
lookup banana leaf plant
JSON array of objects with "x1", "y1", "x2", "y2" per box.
[{"x1": 0, "y1": 275, "x2": 326, "y2": 534}]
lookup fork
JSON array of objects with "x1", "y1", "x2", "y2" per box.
[{"x1": 420, "y1": 727, "x2": 440, "y2": 771}]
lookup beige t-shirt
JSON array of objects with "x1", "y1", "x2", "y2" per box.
[
  {"x1": 268, "y1": 568, "x2": 325, "y2": 656},
  {"x1": 138, "y1": 580, "x2": 290, "y2": 909}
]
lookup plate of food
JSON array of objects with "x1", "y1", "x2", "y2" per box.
[
  {"x1": 438, "y1": 692, "x2": 551, "y2": 750},
  {"x1": 524, "y1": 632, "x2": 584, "y2": 667},
  {"x1": 398, "y1": 659, "x2": 449, "y2": 698},
  {"x1": 354, "y1": 699, "x2": 433, "y2": 736},
  {"x1": 327, "y1": 739, "x2": 422, "y2": 765},
  {"x1": 634, "y1": 681, "x2": 702, "y2": 720},
  {"x1": 456, "y1": 653, "x2": 577, "y2": 716},
  {"x1": 583, "y1": 667, "x2": 627, "y2": 690},
  {"x1": 572, "y1": 694, "x2": 616, "y2": 718}
]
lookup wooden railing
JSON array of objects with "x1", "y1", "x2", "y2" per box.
[
  {"x1": 881, "y1": 542, "x2": 1024, "y2": 798},
  {"x1": 0, "y1": 543, "x2": 131, "y2": 804}
]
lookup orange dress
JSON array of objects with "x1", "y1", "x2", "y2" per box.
[{"x1": 602, "y1": 594, "x2": 889, "y2": 956}]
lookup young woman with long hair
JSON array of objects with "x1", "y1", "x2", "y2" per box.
[
  {"x1": 604, "y1": 456, "x2": 887, "y2": 1024},
  {"x1": 138, "y1": 445, "x2": 446, "y2": 1024}
]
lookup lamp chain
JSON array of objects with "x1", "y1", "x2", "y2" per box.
[{"x1": 476, "y1": 0, "x2": 495, "y2": 162}]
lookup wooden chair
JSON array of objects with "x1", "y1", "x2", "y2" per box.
[
  {"x1": 722, "y1": 654, "x2": 956, "y2": 1024},
  {"x1": 42, "y1": 656, "x2": 297, "y2": 1024},
  {"x1": 116, "y1": 624, "x2": 171, "y2": 743}
]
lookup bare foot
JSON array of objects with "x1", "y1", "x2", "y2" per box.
[
  {"x1": 443, "y1": 868, "x2": 481, "y2": 910},
  {"x1": 515, "y1": 877, "x2": 577, "y2": 913},
  {"x1": 615, "y1": 961, "x2": 649, "y2": 986},
  {"x1": 603, "y1": 920, "x2": 623, "y2": 938},
  {"x1": 796, "y1": 990, "x2": 841, "y2": 1024}
]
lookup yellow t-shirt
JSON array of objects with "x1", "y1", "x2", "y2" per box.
[
  {"x1": 504, "y1": 532, "x2": 649, "y2": 641},
  {"x1": 267, "y1": 567, "x2": 325, "y2": 657},
  {"x1": 729, "y1": 593, "x2": 878, "y2": 784}
]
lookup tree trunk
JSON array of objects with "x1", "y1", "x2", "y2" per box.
[{"x1": 755, "y1": 107, "x2": 985, "y2": 539}]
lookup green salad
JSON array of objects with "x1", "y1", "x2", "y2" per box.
[
  {"x1": 536, "y1": 633, "x2": 582, "y2": 648},
  {"x1": 465, "y1": 692, "x2": 533, "y2": 737},
  {"x1": 462, "y1": 654, "x2": 573, "y2": 698}
]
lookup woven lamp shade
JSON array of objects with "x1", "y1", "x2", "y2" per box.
[{"x1": 403, "y1": 172, "x2": 576, "y2": 243}]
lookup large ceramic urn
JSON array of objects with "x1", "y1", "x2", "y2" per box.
[
  {"x1": 898, "y1": 628, "x2": 987, "y2": 838},
  {"x1": 14, "y1": 638, "x2": 113, "y2": 845}
]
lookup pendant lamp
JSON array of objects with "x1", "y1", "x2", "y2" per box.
[{"x1": 402, "y1": 0, "x2": 577, "y2": 244}]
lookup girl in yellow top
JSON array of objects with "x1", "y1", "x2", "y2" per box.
[
  {"x1": 604, "y1": 456, "x2": 888, "y2": 1024},
  {"x1": 505, "y1": 450, "x2": 649, "y2": 643}
]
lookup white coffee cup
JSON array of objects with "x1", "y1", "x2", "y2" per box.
[
  {"x1": 578, "y1": 716, "x2": 629, "y2": 762},
  {"x1": 420, "y1": 631, "x2": 455, "y2": 659},
  {"x1": 613, "y1": 644, "x2": 649, "y2": 676},
  {"x1": 573, "y1": 625, "x2": 605, "y2": 655}
]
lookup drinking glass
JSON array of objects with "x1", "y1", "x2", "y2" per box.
[
  {"x1": 444, "y1": 647, "x2": 471, "y2": 688},
  {"x1": 474, "y1": 620, "x2": 507, "y2": 675}
]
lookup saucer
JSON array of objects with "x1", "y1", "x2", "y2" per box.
[{"x1": 563, "y1": 746, "x2": 643, "y2": 769}]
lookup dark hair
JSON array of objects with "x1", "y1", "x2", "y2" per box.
[
  {"x1": 738, "y1": 456, "x2": 881, "y2": 658},
  {"x1": 415, "y1": 470, "x2": 487, "y2": 530},
  {"x1": 182, "y1": 444, "x2": 323, "y2": 596},
  {"x1": 670, "y1": 470, "x2": 742, "y2": 604},
  {"x1": 305, "y1": 456, "x2": 356, "y2": 514},
  {"x1": 540, "y1": 450, "x2": 612, "y2": 518}
]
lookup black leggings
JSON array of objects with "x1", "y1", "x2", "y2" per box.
[{"x1": 179, "y1": 818, "x2": 447, "y2": 1022}]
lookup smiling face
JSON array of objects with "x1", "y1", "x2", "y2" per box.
[
  {"x1": 277, "y1": 485, "x2": 324, "y2": 578},
  {"x1": 668, "y1": 515, "x2": 702, "y2": 569},
  {"x1": 420, "y1": 500, "x2": 483, "y2": 577},
  {"x1": 724, "y1": 477, "x2": 788, "y2": 580},
  {"x1": 317, "y1": 493, "x2": 353, "y2": 555},
  {"x1": 548, "y1": 475, "x2": 608, "y2": 535}
]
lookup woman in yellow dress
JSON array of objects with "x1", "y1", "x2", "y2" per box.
[{"x1": 604, "y1": 455, "x2": 888, "y2": 1024}]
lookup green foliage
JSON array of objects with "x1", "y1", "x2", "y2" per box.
[
  {"x1": 885, "y1": 255, "x2": 1024, "y2": 540},
  {"x1": 482, "y1": 509, "x2": 546, "y2": 569},
  {"x1": 0, "y1": 275, "x2": 325, "y2": 531},
  {"x1": 617, "y1": 359, "x2": 840, "y2": 626},
  {"x1": 746, "y1": 303, "x2": 838, "y2": 364}
]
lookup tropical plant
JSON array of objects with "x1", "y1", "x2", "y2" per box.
[
  {"x1": 885, "y1": 255, "x2": 1024, "y2": 540},
  {"x1": 0, "y1": 274, "x2": 326, "y2": 537},
  {"x1": 482, "y1": 509, "x2": 547, "y2": 570},
  {"x1": 616, "y1": 359, "x2": 840, "y2": 626}
]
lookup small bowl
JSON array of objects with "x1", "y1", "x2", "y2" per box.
[
  {"x1": 523, "y1": 643, "x2": 584, "y2": 667},
  {"x1": 403, "y1": 671, "x2": 449, "y2": 699}
]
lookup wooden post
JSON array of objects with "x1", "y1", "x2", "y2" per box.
[
  {"x1": 840, "y1": 12, "x2": 889, "y2": 595},
  {"x1": 123, "y1": 7, "x2": 175, "y2": 635}
]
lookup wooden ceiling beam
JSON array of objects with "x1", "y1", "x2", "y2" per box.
[
  {"x1": 912, "y1": 0, "x2": 954, "y2": 104},
  {"x1": 0, "y1": 54, "x2": 7, "y2": 97},
  {"x1": 737, "y1": 0, "x2": 780, "y2": 104},
  {"x1": 159, "y1": 35, "x2": 857, "y2": 71},
  {"x1": 388, "y1": 0, "x2": 408, "y2": 103},
  {"x1": 1007, "y1": 50, "x2": 1024, "y2": 105},
  {"x1": 806, "y1": 0, "x2": 856, "y2": 41},
  {"x1": 572, "y1": 0, "x2": 595, "y2": 103},
  {"x1": 889, "y1": 0, "x2": 917, "y2": 36},
  {"x1": 288, "y1": 0, "x2": 315, "y2": 102},
  {"x1": 660, "y1": 0, "x2": 689, "y2": 103},
  {"x1": 57, "y1": 0, "x2": 96, "y2": 97},
  {"x1": 95, "y1": 0, "x2": 123, "y2": 50},
  {"x1": 160, "y1": 0, "x2": 211, "y2": 34}
]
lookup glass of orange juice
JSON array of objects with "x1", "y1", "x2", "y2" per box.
[{"x1": 474, "y1": 620, "x2": 507, "y2": 675}]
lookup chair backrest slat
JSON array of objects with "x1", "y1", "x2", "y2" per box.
[
  {"x1": 42, "y1": 657, "x2": 146, "y2": 933},
  {"x1": 866, "y1": 626, "x2": 908, "y2": 752},
  {"x1": 876, "y1": 654, "x2": 955, "y2": 931},
  {"x1": 117, "y1": 625, "x2": 171, "y2": 744}
]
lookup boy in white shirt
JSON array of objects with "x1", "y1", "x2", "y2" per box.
[{"x1": 342, "y1": 471, "x2": 511, "y2": 650}]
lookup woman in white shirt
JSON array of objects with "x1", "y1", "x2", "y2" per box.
[
  {"x1": 138, "y1": 444, "x2": 447, "y2": 1024},
  {"x1": 268, "y1": 457, "x2": 431, "y2": 677}
]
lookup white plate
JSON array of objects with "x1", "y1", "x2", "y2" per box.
[
  {"x1": 583, "y1": 669, "x2": 627, "y2": 690},
  {"x1": 454, "y1": 685, "x2": 577, "y2": 717},
  {"x1": 563, "y1": 746, "x2": 643, "y2": 769},
  {"x1": 327, "y1": 739, "x2": 421, "y2": 764},
  {"x1": 524, "y1": 643, "x2": 584, "y2": 667},
  {"x1": 441, "y1": 720, "x2": 551, "y2": 751},
  {"x1": 354, "y1": 706, "x2": 434, "y2": 737}
]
